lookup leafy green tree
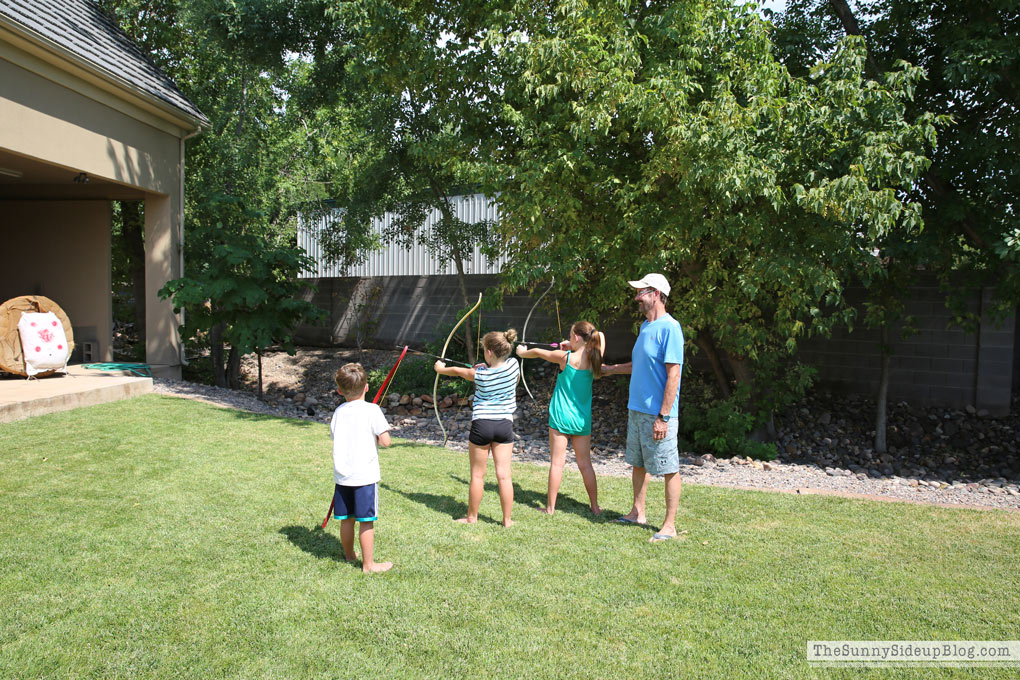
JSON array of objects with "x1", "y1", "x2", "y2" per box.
[
  {"x1": 101, "y1": 0, "x2": 337, "y2": 387},
  {"x1": 487, "y1": 0, "x2": 937, "y2": 445},
  {"x1": 196, "y1": 0, "x2": 506, "y2": 359},
  {"x1": 773, "y1": 0, "x2": 1019, "y2": 319},
  {"x1": 332, "y1": 0, "x2": 507, "y2": 361},
  {"x1": 108, "y1": 200, "x2": 146, "y2": 359},
  {"x1": 160, "y1": 198, "x2": 322, "y2": 394},
  {"x1": 772, "y1": 0, "x2": 1019, "y2": 447},
  {"x1": 99, "y1": 0, "x2": 197, "y2": 357}
]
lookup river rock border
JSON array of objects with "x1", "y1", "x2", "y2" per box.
[{"x1": 152, "y1": 372, "x2": 1019, "y2": 512}]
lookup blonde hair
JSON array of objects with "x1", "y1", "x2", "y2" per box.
[
  {"x1": 334, "y1": 362, "x2": 367, "y2": 399},
  {"x1": 482, "y1": 328, "x2": 518, "y2": 361},
  {"x1": 571, "y1": 321, "x2": 603, "y2": 378}
]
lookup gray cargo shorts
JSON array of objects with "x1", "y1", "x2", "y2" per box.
[{"x1": 625, "y1": 410, "x2": 680, "y2": 475}]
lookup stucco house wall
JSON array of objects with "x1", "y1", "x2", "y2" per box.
[
  {"x1": 0, "y1": 200, "x2": 112, "y2": 362},
  {"x1": 0, "y1": 0, "x2": 207, "y2": 377}
]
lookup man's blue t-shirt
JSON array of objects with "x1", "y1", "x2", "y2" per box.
[{"x1": 627, "y1": 314, "x2": 684, "y2": 417}]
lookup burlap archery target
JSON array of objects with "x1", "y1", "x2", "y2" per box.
[{"x1": 0, "y1": 295, "x2": 75, "y2": 377}]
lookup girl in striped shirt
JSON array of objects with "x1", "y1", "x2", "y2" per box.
[{"x1": 434, "y1": 328, "x2": 520, "y2": 526}]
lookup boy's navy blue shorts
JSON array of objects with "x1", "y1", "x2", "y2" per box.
[{"x1": 333, "y1": 483, "x2": 379, "y2": 522}]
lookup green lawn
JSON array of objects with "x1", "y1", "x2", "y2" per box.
[{"x1": 1, "y1": 395, "x2": 1018, "y2": 679}]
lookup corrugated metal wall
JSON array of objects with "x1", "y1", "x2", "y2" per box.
[{"x1": 297, "y1": 193, "x2": 507, "y2": 278}]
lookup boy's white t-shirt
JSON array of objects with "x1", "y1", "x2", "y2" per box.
[{"x1": 330, "y1": 399, "x2": 391, "y2": 486}]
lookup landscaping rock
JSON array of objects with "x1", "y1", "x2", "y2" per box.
[{"x1": 144, "y1": 346, "x2": 1020, "y2": 512}]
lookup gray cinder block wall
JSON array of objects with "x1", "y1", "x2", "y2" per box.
[
  {"x1": 797, "y1": 278, "x2": 1016, "y2": 416},
  {"x1": 296, "y1": 275, "x2": 567, "y2": 350},
  {"x1": 1015, "y1": 311, "x2": 1020, "y2": 396},
  {"x1": 295, "y1": 274, "x2": 1017, "y2": 415}
]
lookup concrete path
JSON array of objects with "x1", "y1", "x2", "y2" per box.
[{"x1": 0, "y1": 364, "x2": 152, "y2": 424}]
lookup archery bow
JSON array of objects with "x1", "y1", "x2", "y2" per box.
[
  {"x1": 322, "y1": 346, "x2": 408, "y2": 529},
  {"x1": 434, "y1": 292, "x2": 483, "y2": 447},
  {"x1": 520, "y1": 278, "x2": 555, "y2": 402}
]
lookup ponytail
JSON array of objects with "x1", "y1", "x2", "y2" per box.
[
  {"x1": 572, "y1": 321, "x2": 603, "y2": 379},
  {"x1": 483, "y1": 328, "x2": 517, "y2": 360}
]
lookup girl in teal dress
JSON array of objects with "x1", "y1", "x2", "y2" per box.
[{"x1": 516, "y1": 321, "x2": 605, "y2": 515}]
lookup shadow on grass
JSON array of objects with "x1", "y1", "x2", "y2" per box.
[
  {"x1": 380, "y1": 482, "x2": 505, "y2": 525},
  {"x1": 225, "y1": 410, "x2": 318, "y2": 427},
  {"x1": 447, "y1": 474, "x2": 609, "y2": 524},
  {"x1": 153, "y1": 394, "x2": 318, "y2": 428},
  {"x1": 279, "y1": 525, "x2": 352, "y2": 563}
]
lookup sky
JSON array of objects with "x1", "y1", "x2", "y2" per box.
[{"x1": 754, "y1": 0, "x2": 789, "y2": 14}]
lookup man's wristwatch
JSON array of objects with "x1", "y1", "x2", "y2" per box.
[{"x1": 656, "y1": 413, "x2": 670, "y2": 423}]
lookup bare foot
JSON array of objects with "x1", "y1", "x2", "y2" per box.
[
  {"x1": 362, "y1": 561, "x2": 393, "y2": 573},
  {"x1": 590, "y1": 506, "x2": 603, "y2": 515},
  {"x1": 502, "y1": 519, "x2": 515, "y2": 527},
  {"x1": 536, "y1": 506, "x2": 554, "y2": 515},
  {"x1": 454, "y1": 517, "x2": 478, "y2": 524},
  {"x1": 649, "y1": 527, "x2": 686, "y2": 543},
  {"x1": 616, "y1": 513, "x2": 646, "y2": 525},
  {"x1": 343, "y1": 554, "x2": 358, "y2": 563}
]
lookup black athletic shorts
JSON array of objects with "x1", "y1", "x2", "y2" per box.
[{"x1": 468, "y1": 418, "x2": 514, "y2": 446}]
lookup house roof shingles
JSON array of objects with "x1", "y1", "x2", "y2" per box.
[{"x1": 0, "y1": 0, "x2": 207, "y2": 125}]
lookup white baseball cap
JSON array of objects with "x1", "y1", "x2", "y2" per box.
[{"x1": 628, "y1": 273, "x2": 671, "y2": 297}]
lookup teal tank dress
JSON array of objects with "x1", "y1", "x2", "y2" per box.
[{"x1": 548, "y1": 352, "x2": 594, "y2": 436}]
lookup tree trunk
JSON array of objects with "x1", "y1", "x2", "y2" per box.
[
  {"x1": 729, "y1": 354, "x2": 776, "y2": 442},
  {"x1": 257, "y1": 350, "x2": 264, "y2": 401},
  {"x1": 729, "y1": 354, "x2": 754, "y2": 389},
  {"x1": 429, "y1": 193, "x2": 477, "y2": 363},
  {"x1": 694, "y1": 329, "x2": 731, "y2": 398},
  {"x1": 210, "y1": 322, "x2": 226, "y2": 387},
  {"x1": 875, "y1": 321, "x2": 891, "y2": 454},
  {"x1": 453, "y1": 253, "x2": 475, "y2": 362},
  {"x1": 120, "y1": 201, "x2": 147, "y2": 346},
  {"x1": 827, "y1": 0, "x2": 883, "y2": 78},
  {"x1": 353, "y1": 282, "x2": 366, "y2": 362},
  {"x1": 922, "y1": 170, "x2": 987, "y2": 249},
  {"x1": 227, "y1": 345, "x2": 241, "y2": 390}
]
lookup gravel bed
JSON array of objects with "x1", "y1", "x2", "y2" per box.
[{"x1": 151, "y1": 347, "x2": 1020, "y2": 512}]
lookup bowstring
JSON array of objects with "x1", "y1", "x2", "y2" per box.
[{"x1": 475, "y1": 308, "x2": 482, "y2": 365}]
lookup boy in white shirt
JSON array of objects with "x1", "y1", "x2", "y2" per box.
[{"x1": 330, "y1": 363, "x2": 393, "y2": 573}]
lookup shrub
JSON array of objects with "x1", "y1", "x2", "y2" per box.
[
  {"x1": 679, "y1": 360, "x2": 815, "y2": 460},
  {"x1": 367, "y1": 357, "x2": 473, "y2": 400}
]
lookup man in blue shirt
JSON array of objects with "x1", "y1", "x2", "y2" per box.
[{"x1": 603, "y1": 273, "x2": 684, "y2": 542}]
